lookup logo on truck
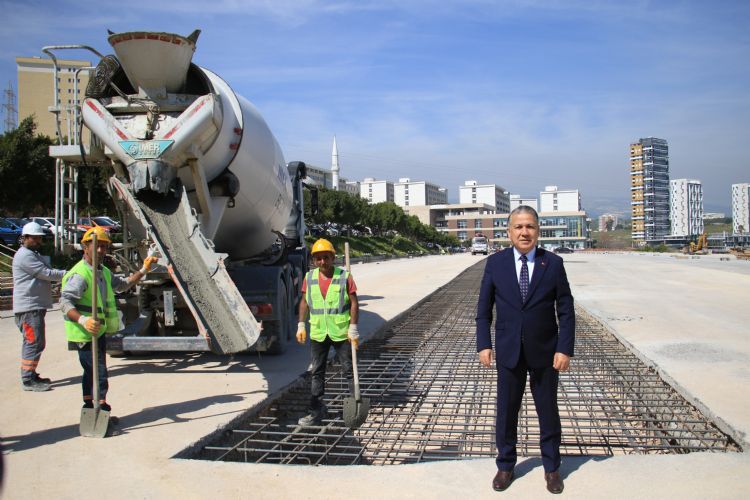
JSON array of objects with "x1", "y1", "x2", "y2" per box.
[{"x1": 119, "y1": 140, "x2": 174, "y2": 160}]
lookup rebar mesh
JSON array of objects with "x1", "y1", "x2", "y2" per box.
[{"x1": 193, "y1": 261, "x2": 739, "y2": 465}]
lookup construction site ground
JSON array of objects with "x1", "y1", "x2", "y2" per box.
[{"x1": 1, "y1": 251, "x2": 748, "y2": 499}]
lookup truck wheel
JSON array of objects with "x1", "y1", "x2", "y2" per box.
[{"x1": 266, "y1": 282, "x2": 290, "y2": 355}]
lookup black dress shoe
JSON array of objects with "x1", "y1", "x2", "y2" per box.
[
  {"x1": 493, "y1": 470, "x2": 514, "y2": 491},
  {"x1": 545, "y1": 471, "x2": 564, "y2": 494}
]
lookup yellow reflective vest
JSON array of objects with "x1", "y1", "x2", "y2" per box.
[
  {"x1": 306, "y1": 267, "x2": 351, "y2": 342},
  {"x1": 62, "y1": 260, "x2": 118, "y2": 341}
]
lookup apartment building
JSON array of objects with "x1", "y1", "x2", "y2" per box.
[
  {"x1": 393, "y1": 178, "x2": 448, "y2": 207},
  {"x1": 630, "y1": 137, "x2": 670, "y2": 246},
  {"x1": 669, "y1": 179, "x2": 704, "y2": 237},
  {"x1": 539, "y1": 186, "x2": 581, "y2": 212},
  {"x1": 509, "y1": 194, "x2": 538, "y2": 211},
  {"x1": 458, "y1": 180, "x2": 510, "y2": 212},
  {"x1": 16, "y1": 56, "x2": 91, "y2": 140},
  {"x1": 732, "y1": 183, "x2": 750, "y2": 234},
  {"x1": 360, "y1": 177, "x2": 394, "y2": 204}
]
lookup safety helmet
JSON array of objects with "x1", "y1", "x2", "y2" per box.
[
  {"x1": 22, "y1": 221, "x2": 46, "y2": 236},
  {"x1": 81, "y1": 226, "x2": 112, "y2": 244},
  {"x1": 311, "y1": 238, "x2": 335, "y2": 255}
]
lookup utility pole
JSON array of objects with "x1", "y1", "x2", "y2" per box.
[{"x1": 2, "y1": 81, "x2": 18, "y2": 133}]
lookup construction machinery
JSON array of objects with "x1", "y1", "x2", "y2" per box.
[
  {"x1": 48, "y1": 30, "x2": 313, "y2": 354},
  {"x1": 685, "y1": 233, "x2": 708, "y2": 254}
]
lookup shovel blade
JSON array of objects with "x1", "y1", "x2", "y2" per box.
[
  {"x1": 343, "y1": 396, "x2": 371, "y2": 429},
  {"x1": 80, "y1": 407, "x2": 110, "y2": 438}
]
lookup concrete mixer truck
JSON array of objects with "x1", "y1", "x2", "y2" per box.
[{"x1": 51, "y1": 30, "x2": 314, "y2": 355}]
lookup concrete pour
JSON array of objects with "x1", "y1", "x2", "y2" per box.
[{"x1": 1, "y1": 251, "x2": 748, "y2": 499}]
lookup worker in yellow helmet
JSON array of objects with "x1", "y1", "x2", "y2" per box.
[
  {"x1": 60, "y1": 226, "x2": 158, "y2": 434},
  {"x1": 296, "y1": 238, "x2": 359, "y2": 426}
]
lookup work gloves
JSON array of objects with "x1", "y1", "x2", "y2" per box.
[
  {"x1": 296, "y1": 322, "x2": 307, "y2": 344},
  {"x1": 140, "y1": 255, "x2": 158, "y2": 274},
  {"x1": 348, "y1": 324, "x2": 359, "y2": 350},
  {"x1": 295, "y1": 322, "x2": 360, "y2": 349},
  {"x1": 78, "y1": 315, "x2": 102, "y2": 335}
]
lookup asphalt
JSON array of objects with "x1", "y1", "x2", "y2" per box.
[{"x1": 1, "y1": 251, "x2": 749, "y2": 499}]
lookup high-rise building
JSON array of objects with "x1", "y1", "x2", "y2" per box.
[
  {"x1": 394, "y1": 178, "x2": 448, "y2": 207},
  {"x1": 458, "y1": 180, "x2": 510, "y2": 212},
  {"x1": 669, "y1": 179, "x2": 704, "y2": 237},
  {"x1": 732, "y1": 183, "x2": 750, "y2": 235},
  {"x1": 16, "y1": 56, "x2": 91, "y2": 140},
  {"x1": 360, "y1": 177, "x2": 394, "y2": 204},
  {"x1": 539, "y1": 186, "x2": 581, "y2": 212},
  {"x1": 509, "y1": 194, "x2": 538, "y2": 211},
  {"x1": 630, "y1": 137, "x2": 670, "y2": 245}
]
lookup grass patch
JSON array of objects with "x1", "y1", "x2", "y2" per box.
[{"x1": 304, "y1": 235, "x2": 438, "y2": 257}]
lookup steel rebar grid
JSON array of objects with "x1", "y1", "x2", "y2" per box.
[{"x1": 196, "y1": 261, "x2": 740, "y2": 465}]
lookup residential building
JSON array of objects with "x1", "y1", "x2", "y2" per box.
[
  {"x1": 360, "y1": 177, "x2": 394, "y2": 204},
  {"x1": 16, "y1": 56, "x2": 91, "y2": 140},
  {"x1": 598, "y1": 214, "x2": 619, "y2": 232},
  {"x1": 630, "y1": 137, "x2": 670, "y2": 246},
  {"x1": 418, "y1": 203, "x2": 590, "y2": 249},
  {"x1": 669, "y1": 179, "x2": 704, "y2": 237},
  {"x1": 459, "y1": 180, "x2": 510, "y2": 212},
  {"x1": 509, "y1": 194, "x2": 538, "y2": 211},
  {"x1": 394, "y1": 178, "x2": 448, "y2": 207},
  {"x1": 305, "y1": 164, "x2": 358, "y2": 195},
  {"x1": 732, "y1": 183, "x2": 750, "y2": 234},
  {"x1": 539, "y1": 186, "x2": 581, "y2": 212}
]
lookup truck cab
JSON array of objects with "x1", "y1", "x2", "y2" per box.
[{"x1": 471, "y1": 234, "x2": 488, "y2": 255}]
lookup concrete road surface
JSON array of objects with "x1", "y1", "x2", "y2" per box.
[{"x1": 1, "y1": 251, "x2": 748, "y2": 499}]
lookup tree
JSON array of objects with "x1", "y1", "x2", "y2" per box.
[
  {"x1": 0, "y1": 116, "x2": 55, "y2": 216},
  {"x1": 364, "y1": 201, "x2": 406, "y2": 235}
]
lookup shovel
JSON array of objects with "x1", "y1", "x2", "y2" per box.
[
  {"x1": 80, "y1": 232, "x2": 110, "y2": 438},
  {"x1": 343, "y1": 340, "x2": 370, "y2": 429}
]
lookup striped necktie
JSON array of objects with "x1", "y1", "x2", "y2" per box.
[{"x1": 520, "y1": 254, "x2": 529, "y2": 301}]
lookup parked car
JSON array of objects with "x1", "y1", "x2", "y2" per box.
[
  {"x1": 93, "y1": 216, "x2": 122, "y2": 233},
  {"x1": 8, "y1": 217, "x2": 53, "y2": 236},
  {"x1": 29, "y1": 217, "x2": 60, "y2": 236},
  {"x1": 77, "y1": 217, "x2": 117, "y2": 235},
  {"x1": 554, "y1": 246, "x2": 574, "y2": 254},
  {"x1": 0, "y1": 217, "x2": 23, "y2": 246}
]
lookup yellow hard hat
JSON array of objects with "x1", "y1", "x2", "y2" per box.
[
  {"x1": 311, "y1": 238, "x2": 335, "y2": 255},
  {"x1": 81, "y1": 226, "x2": 112, "y2": 244}
]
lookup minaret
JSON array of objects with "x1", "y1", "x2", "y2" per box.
[{"x1": 331, "y1": 135, "x2": 340, "y2": 191}]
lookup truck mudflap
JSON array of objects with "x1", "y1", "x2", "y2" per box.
[{"x1": 109, "y1": 177, "x2": 262, "y2": 354}]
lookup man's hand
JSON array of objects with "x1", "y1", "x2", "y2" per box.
[
  {"x1": 78, "y1": 315, "x2": 101, "y2": 335},
  {"x1": 347, "y1": 324, "x2": 359, "y2": 350},
  {"x1": 140, "y1": 255, "x2": 158, "y2": 274},
  {"x1": 479, "y1": 348, "x2": 494, "y2": 368},
  {"x1": 296, "y1": 322, "x2": 307, "y2": 344},
  {"x1": 553, "y1": 352, "x2": 571, "y2": 372}
]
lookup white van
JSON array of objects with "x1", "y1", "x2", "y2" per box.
[{"x1": 471, "y1": 235, "x2": 488, "y2": 255}]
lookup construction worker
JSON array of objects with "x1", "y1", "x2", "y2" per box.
[
  {"x1": 60, "y1": 227, "x2": 158, "y2": 417},
  {"x1": 296, "y1": 238, "x2": 359, "y2": 426},
  {"x1": 12, "y1": 221, "x2": 66, "y2": 391}
]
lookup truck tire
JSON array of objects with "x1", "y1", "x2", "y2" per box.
[{"x1": 266, "y1": 281, "x2": 290, "y2": 355}]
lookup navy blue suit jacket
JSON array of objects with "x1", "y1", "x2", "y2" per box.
[{"x1": 476, "y1": 247, "x2": 575, "y2": 369}]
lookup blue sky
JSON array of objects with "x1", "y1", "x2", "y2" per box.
[{"x1": 1, "y1": 0, "x2": 749, "y2": 214}]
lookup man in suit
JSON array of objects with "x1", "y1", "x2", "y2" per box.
[{"x1": 476, "y1": 205, "x2": 575, "y2": 494}]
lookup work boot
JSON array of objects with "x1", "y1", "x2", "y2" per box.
[
  {"x1": 33, "y1": 373, "x2": 52, "y2": 385},
  {"x1": 298, "y1": 404, "x2": 328, "y2": 426},
  {"x1": 22, "y1": 378, "x2": 51, "y2": 392}
]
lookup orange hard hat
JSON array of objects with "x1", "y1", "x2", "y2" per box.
[
  {"x1": 81, "y1": 226, "x2": 111, "y2": 244},
  {"x1": 311, "y1": 238, "x2": 335, "y2": 255}
]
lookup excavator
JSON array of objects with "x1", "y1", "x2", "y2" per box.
[{"x1": 685, "y1": 233, "x2": 708, "y2": 254}]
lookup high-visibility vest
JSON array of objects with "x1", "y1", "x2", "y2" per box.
[
  {"x1": 306, "y1": 267, "x2": 351, "y2": 342},
  {"x1": 62, "y1": 260, "x2": 118, "y2": 342}
]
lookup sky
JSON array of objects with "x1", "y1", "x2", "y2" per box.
[{"x1": 1, "y1": 0, "x2": 749, "y2": 215}]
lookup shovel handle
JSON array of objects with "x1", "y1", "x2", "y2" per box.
[
  {"x1": 90, "y1": 233, "x2": 99, "y2": 412},
  {"x1": 351, "y1": 339, "x2": 361, "y2": 400}
]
